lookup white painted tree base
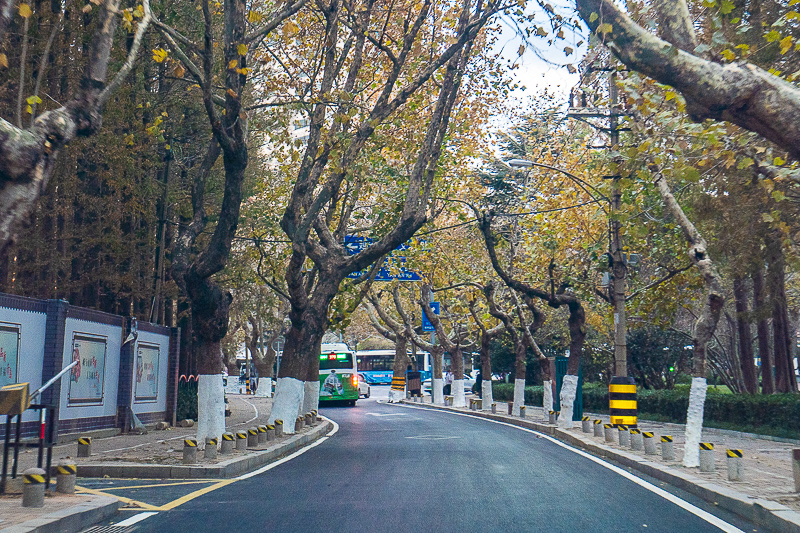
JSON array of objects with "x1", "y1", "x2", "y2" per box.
[
  {"x1": 269, "y1": 377, "x2": 304, "y2": 433},
  {"x1": 481, "y1": 380, "x2": 493, "y2": 409},
  {"x1": 453, "y1": 380, "x2": 466, "y2": 407},
  {"x1": 543, "y1": 380, "x2": 553, "y2": 414},
  {"x1": 432, "y1": 378, "x2": 444, "y2": 405},
  {"x1": 388, "y1": 389, "x2": 405, "y2": 403},
  {"x1": 512, "y1": 379, "x2": 525, "y2": 416},
  {"x1": 255, "y1": 378, "x2": 272, "y2": 397},
  {"x1": 683, "y1": 377, "x2": 707, "y2": 468},
  {"x1": 303, "y1": 381, "x2": 320, "y2": 414},
  {"x1": 557, "y1": 375, "x2": 578, "y2": 429},
  {"x1": 196, "y1": 374, "x2": 226, "y2": 446}
]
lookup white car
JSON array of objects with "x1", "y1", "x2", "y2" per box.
[
  {"x1": 423, "y1": 374, "x2": 476, "y2": 395},
  {"x1": 358, "y1": 373, "x2": 371, "y2": 398}
]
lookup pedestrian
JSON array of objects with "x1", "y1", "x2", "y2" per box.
[{"x1": 475, "y1": 367, "x2": 483, "y2": 398}]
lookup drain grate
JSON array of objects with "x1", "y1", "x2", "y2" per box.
[{"x1": 81, "y1": 527, "x2": 130, "y2": 533}]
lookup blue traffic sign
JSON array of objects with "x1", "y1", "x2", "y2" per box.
[
  {"x1": 344, "y1": 235, "x2": 423, "y2": 281},
  {"x1": 422, "y1": 302, "x2": 440, "y2": 332}
]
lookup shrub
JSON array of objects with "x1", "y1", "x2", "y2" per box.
[{"x1": 176, "y1": 380, "x2": 198, "y2": 421}]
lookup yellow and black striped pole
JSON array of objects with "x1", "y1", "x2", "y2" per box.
[
  {"x1": 22, "y1": 467, "x2": 46, "y2": 507},
  {"x1": 56, "y1": 462, "x2": 77, "y2": 494},
  {"x1": 727, "y1": 449, "x2": 743, "y2": 481},
  {"x1": 391, "y1": 376, "x2": 406, "y2": 393},
  {"x1": 221, "y1": 432, "x2": 235, "y2": 454},
  {"x1": 77, "y1": 436, "x2": 92, "y2": 457},
  {"x1": 699, "y1": 442, "x2": 715, "y2": 472},
  {"x1": 661, "y1": 435, "x2": 675, "y2": 461},
  {"x1": 609, "y1": 376, "x2": 637, "y2": 427}
]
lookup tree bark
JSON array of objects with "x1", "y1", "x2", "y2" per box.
[
  {"x1": 753, "y1": 268, "x2": 774, "y2": 394},
  {"x1": 733, "y1": 275, "x2": 758, "y2": 393},
  {"x1": 766, "y1": 234, "x2": 797, "y2": 393}
]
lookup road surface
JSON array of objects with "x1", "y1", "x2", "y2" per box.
[{"x1": 82, "y1": 388, "x2": 760, "y2": 532}]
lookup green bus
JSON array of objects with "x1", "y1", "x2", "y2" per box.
[{"x1": 319, "y1": 343, "x2": 359, "y2": 406}]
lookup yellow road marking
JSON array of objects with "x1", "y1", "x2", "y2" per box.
[
  {"x1": 157, "y1": 480, "x2": 236, "y2": 511},
  {"x1": 82, "y1": 480, "x2": 220, "y2": 491},
  {"x1": 76, "y1": 486, "x2": 161, "y2": 511}
]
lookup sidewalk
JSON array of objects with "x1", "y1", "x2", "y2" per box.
[
  {"x1": 403, "y1": 395, "x2": 800, "y2": 533},
  {"x1": 0, "y1": 393, "x2": 325, "y2": 532}
]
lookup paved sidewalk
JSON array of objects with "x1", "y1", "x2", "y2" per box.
[
  {"x1": 404, "y1": 394, "x2": 800, "y2": 532},
  {"x1": 0, "y1": 393, "x2": 322, "y2": 532}
]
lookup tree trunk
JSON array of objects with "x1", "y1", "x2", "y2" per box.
[
  {"x1": 389, "y1": 335, "x2": 409, "y2": 403},
  {"x1": 450, "y1": 345, "x2": 466, "y2": 408},
  {"x1": 479, "y1": 334, "x2": 493, "y2": 409},
  {"x1": 733, "y1": 276, "x2": 757, "y2": 393},
  {"x1": 753, "y1": 268, "x2": 774, "y2": 394},
  {"x1": 767, "y1": 235, "x2": 797, "y2": 393}
]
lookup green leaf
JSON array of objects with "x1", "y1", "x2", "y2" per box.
[
  {"x1": 719, "y1": 0, "x2": 734, "y2": 14},
  {"x1": 774, "y1": 156, "x2": 786, "y2": 165},
  {"x1": 589, "y1": 12, "x2": 598, "y2": 23},
  {"x1": 772, "y1": 190, "x2": 786, "y2": 202},
  {"x1": 765, "y1": 30, "x2": 781, "y2": 43}
]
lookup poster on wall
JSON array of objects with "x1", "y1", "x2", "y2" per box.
[
  {"x1": 135, "y1": 343, "x2": 159, "y2": 401},
  {"x1": 68, "y1": 333, "x2": 107, "y2": 405},
  {"x1": 0, "y1": 323, "x2": 20, "y2": 387}
]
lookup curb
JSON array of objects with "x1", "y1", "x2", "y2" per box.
[
  {"x1": 71, "y1": 420, "x2": 332, "y2": 480},
  {"x1": 0, "y1": 495, "x2": 119, "y2": 533},
  {"x1": 401, "y1": 400, "x2": 800, "y2": 533}
]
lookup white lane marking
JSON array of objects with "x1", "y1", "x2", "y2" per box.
[
  {"x1": 241, "y1": 398, "x2": 259, "y2": 425},
  {"x1": 115, "y1": 512, "x2": 158, "y2": 526},
  {"x1": 235, "y1": 416, "x2": 339, "y2": 481},
  {"x1": 366, "y1": 413, "x2": 408, "y2": 417},
  {"x1": 396, "y1": 403, "x2": 744, "y2": 533},
  {"x1": 405, "y1": 435, "x2": 461, "y2": 440}
]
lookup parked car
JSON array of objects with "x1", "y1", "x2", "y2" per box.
[
  {"x1": 358, "y1": 373, "x2": 371, "y2": 398},
  {"x1": 422, "y1": 374, "x2": 476, "y2": 396}
]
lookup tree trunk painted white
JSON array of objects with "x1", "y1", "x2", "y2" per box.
[
  {"x1": 388, "y1": 388, "x2": 405, "y2": 403},
  {"x1": 481, "y1": 380, "x2": 493, "y2": 409},
  {"x1": 683, "y1": 377, "x2": 707, "y2": 468},
  {"x1": 512, "y1": 378, "x2": 525, "y2": 416},
  {"x1": 557, "y1": 375, "x2": 578, "y2": 429},
  {"x1": 542, "y1": 379, "x2": 553, "y2": 414},
  {"x1": 303, "y1": 381, "x2": 319, "y2": 415},
  {"x1": 269, "y1": 377, "x2": 304, "y2": 433},
  {"x1": 196, "y1": 374, "x2": 226, "y2": 445},
  {"x1": 255, "y1": 377, "x2": 272, "y2": 397},
  {"x1": 452, "y1": 380, "x2": 466, "y2": 407},
  {"x1": 432, "y1": 378, "x2": 444, "y2": 405}
]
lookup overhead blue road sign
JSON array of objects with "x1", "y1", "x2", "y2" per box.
[
  {"x1": 422, "y1": 302, "x2": 440, "y2": 332},
  {"x1": 344, "y1": 235, "x2": 423, "y2": 281}
]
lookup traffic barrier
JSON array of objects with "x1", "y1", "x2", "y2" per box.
[
  {"x1": 593, "y1": 419, "x2": 603, "y2": 437},
  {"x1": 581, "y1": 416, "x2": 591, "y2": 433},
  {"x1": 183, "y1": 438, "x2": 198, "y2": 464},
  {"x1": 548, "y1": 411, "x2": 557, "y2": 424},
  {"x1": 618, "y1": 425, "x2": 630, "y2": 447},
  {"x1": 519, "y1": 405, "x2": 526, "y2": 418},
  {"x1": 699, "y1": 443, "x2": 715, "y2": 472},
  {"x1": 661, "y1": 436, "x2": 675, "y2": 461},
  {"x1": 311, "y1": 410, "x2": 318, "y2": 423},
  {"x1": 56, "y1": 462, "x2": 76, "y2": 494},
  {"x1": 266, "y1": 425, "x2": 275, "y2": 441},
  {"x1": 221, "y1": 433, "x2": 234, "y2": 454},
  {"x1": 275, "y1": 419, "x2": 284, "y2": 437},
  {"x1": 604, "y1": 423, "x2": 614, "y2": 443},
  {"x1": 609, "y1": 376, "x2": 637, "y2": 427},
  {"x1": 445, "y1": 396, "x2": 454, "y2": 407},
  {"x1": 643, "y1": 432, "x2": 657, "y2": 455},
  {"x1": 235, "y1": 431, "x2": 247, "y2": 450},
  {"x1": 22, "y1": 468, "x2": 46, "y2": 508},
  {"x1": 77, "y1": 436, "x2": 92, "y2": 458},
  {"x1": 305, "y1": 412, "x2": 313, "y2": 426},
  {"x1": 248, "y1": 427, "x2": 259, "y2": 447},
  {"x1": 295, "y1": 417, "x2": 304, "y2": 432},
  {"x1": 205, "y1": 437, "x2": 218, "y2": 460},
  {"x1": 727, "y1": 449, "x2": 743, "y2": 481},
  {"x1": 630, "y1": 428, "x2": 643, "y2": 451},
  {"x1": 258, "y1": 425, "x2": 267, "y2": 444},
  {"x1": 491, "y1": 403, "x2": 497, "y2": 414}
]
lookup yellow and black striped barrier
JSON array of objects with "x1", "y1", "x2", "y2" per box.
[
  {"x1": 727, "y1": 449, "x2": 742, "y2": 458},
  {"x1": 295, "y1": 416, "x2": 304, "y2": 432},
  {"x1": 727, "y1": 449, "x2": 744, "y2": 481},
  {"x1": 221, "y1": 432, "x2": 235, "y2": 454},
  {"x1": 699, "y1": 442, "x2": 714, "y2": 450},
  {"x1": 581, "y1": 416, "x2": 592, "y2": 433},
  {"x1": 184, "y1": 438, "x2": 197, "y2": 447},
  {"x1": 77, "y1": 436, "x2": 92, "y2": 457},
  {"x1": 248, "y1": 427, "x2": 259, "y2": 447},
  {"x1": 603, "y1": 423, "x2": 614, "y2": 443},
  {"x1": 258, "y1": 425, "x2": 268, "y2": 444},
  {"x1": 642, "y1": 432, "x2": 657, "y2": 455},
  {"x1": 24, "y1": 472, "x2": 45, "y2": 484},
  {"x1": 391, "y1": 376, "x2": 406, "y2": 391},
  {"x1": 56, "y1": 462, "x2": 77, "y2": 494},
  {"x1": 22, "y1": 468, "x2": 46, "y2": 507},
  {"x1": 617, "y1": 425, "x2": 630, "y2": 446},
  {"x1": 204, "y1": 437, "x2": 218, "y2": 459},
  {"x1": 236, "y1": 431, "x2": 247, "y2": 450},
  {"x1": 629, "y1": 428, "x2": 643, "y2": 450},
  {"x1": 609, "y1": 376, "x2": 637, "y2": 427},
  {"x1": 56, "y1": 463, "x2": 77, "y2": 475},
  {"x1": 661, "y1": 435, "x2": 675, "y2": 461},
  {"x1": 661, "y1": 435, "x2": 673, "y2": 442},
  {"x1": 699, "y1": 442, "x2": 715, "y2": 472},
  {"x1": 183, "y1": 438, "x2": 198, "y2": 464},
  {"x1": 593, "y1": 419, "x2": 603, "y2": 437},
  {"x1": 274, "y1": 419, "x2": 284, "y2": 437}
]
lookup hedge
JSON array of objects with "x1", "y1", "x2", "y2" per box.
[{"x1": 492, "y1": 382, "x2": 800, "y2": 440}]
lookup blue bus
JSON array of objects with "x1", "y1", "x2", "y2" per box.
[{"x1": 355, "y1": 350, "x2": 431, "y2": 384}]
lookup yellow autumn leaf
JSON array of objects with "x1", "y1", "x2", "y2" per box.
[
  {"x1": 173, "y1": 64, "x2": 185, "y2": 78},
  {"x1": 0, "y1": 53, "x2": 7, "y2": 68},
  {"x1": 237, "y1": 43, "x2": 248, "y2": 56},
  {"x1": 597, "y1": 23, "x2": 613, "y2": 35},
  {"x1": 228, "y1": 59, "x2": 238, "y2": 69},
  {"x1": 780, "y1": 35, "x2": 793, "y2": 54},
  {"x1": 152, "y1": 48, "x2": 168, "y2": 63},
  {"x1": 18, "y1": 3, "x2": 31, "y2": 18},
  {"x1": 720, "y1": 49, "x2": 736, "y2": 61},
  {"x1": 283, "y1": 20, "x2": 299, "y2": 37}
]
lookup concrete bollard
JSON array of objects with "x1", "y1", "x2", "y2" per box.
[
  {"x1": 630, "y1": 429, "x2": 643, "y2": 451},
  {"x1": 593, "y1": 420, "x2": 603, "y2": 437},
  {"x1": 794, "y1": 450, "x2": 800, "y2": 492},
  {"x1": 491, "y1": 403, "x2": 497, "y2": 414},
  {"x1": 55, "y1": 462, "x2": 77, "y2": 494},
  {"x1": 235, "y1": 431, "x2": 247, "y2": 450},
  {"x1": 470, "y1": 399, "x2": 477, "y2": 411},
  {"x1": 699, "y1": 443, "x2": 715, "y2": 472},
  {"x1": 221, "y1": 432, "x2": 235, "y2": 454},
  {"x1": 204, "y1": 437, "x2": 218, "y2": 460},
  {"x1": 311, "y1": 410, "x2": 318, "y2": 423},
  {"x1": 445, "y1": 396, "x2": 454, "y2": 407},
  {"x1": 643, "y1": 432, "x2": 657, "y2": 455},
  {"x1": 305, "y1": 413, "x2": 313, "y2": 426},
  {"x1": 727, "y1": 449, "x2": 744, "y2": 481},
  {"x1": 258, "y1": 425, "x2": 267, "y2": 444},
  {"x1": 474, "y1": 399, "x2": 483, "y2": 410},
  {"x1": 581, "y1": 416, "x2": 591, "y2": 433},
  {"x1": 295, "y1": 417, "x2": 304, "y2": 433},
  {"x1": 266, "y1": 425, "x2": 276, "y2": 441},
  {"x1": 618, "y1": 426, "x2": 630, "y2": 447},
  {"x1": 548, "y1": 411, "x2": 557, "y2": 424},
  {"x1": 77, "y1": 436, "x2": 92, "y2": 458},
  {"x1": 183, "y1": 438, "x2": 198, "y2": 464},
  {"x1": 508, "y1": 402, "x2": 513, "y2": 415},
  {"x1": 247, "y1": 427, "x2": 259, "y2": 447},
  {"x1": 604, "y1": 424, "x2": 615, "y2": 443},
  {"x1": 275, "y1": 420, "x2": 284, "y2": 437},
  {"x1": 661, "y1": 436, "x2": 675, "y2": 461},
  {"x1": 22, "y1": 468, "x2": 46, "y2": 508},
  {"x1": 519, "y1": 406, "x2": 526, "y2": 418}
]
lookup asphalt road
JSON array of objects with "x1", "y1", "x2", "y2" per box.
[{"x1": 86, "y1": 388, "x2": 761, "y2": 533}]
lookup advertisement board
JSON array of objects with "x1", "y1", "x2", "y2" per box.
[
  {"x1": 68, "y1": 333, "x2": 107, "y2": 405},
  {"x1": 0, "y1": 323, "x2": 20, "y2": 387},
  {"x1": 135, "y1": 342, "x2": 160, "y2": 401}
]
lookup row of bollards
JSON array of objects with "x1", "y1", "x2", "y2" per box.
[
  {"x1": 581, "y1": 420, "x2": 745, "y2": 481},
  {"x1": 19, "y1": 461, "x2": 76, "y2": 508}
]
